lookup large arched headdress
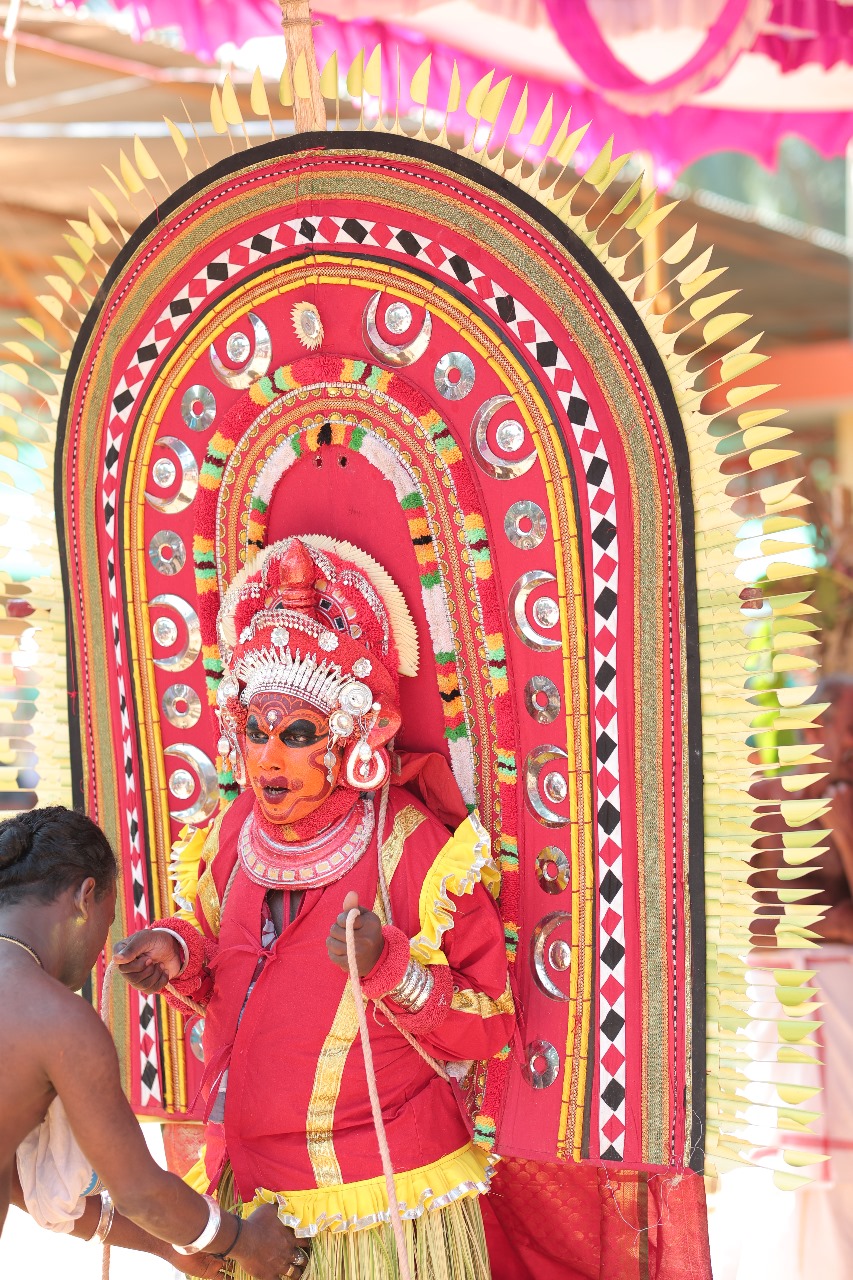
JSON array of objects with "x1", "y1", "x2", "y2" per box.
[{"x1": 11, "y1": 18, "x2": 824, "y2": 1195}]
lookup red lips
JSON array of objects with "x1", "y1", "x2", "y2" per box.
[{"x1": 259, "y1": 776, "x2": 303, "y2": 804}]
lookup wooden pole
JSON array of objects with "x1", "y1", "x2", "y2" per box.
[{"x1": 278, "y1": 1, "x2": 326, "y2": 133}]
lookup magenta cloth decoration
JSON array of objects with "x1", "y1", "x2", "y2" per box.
[
  {"x1": 757, "y1": 0, "x2": 853, "y2": 72},
  {"x1": 61, "y1": 2, "x2": 853, "y2": 169},
  {"x1": 540, "y1": 0, "x2": 771, "y2": 113}
]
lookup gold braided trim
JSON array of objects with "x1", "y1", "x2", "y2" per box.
[{"x1": 451, "y1": 976, "x2": 514, "y2": 1019}]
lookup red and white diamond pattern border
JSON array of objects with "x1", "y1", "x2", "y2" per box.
[{"x1": 97, "y1": 209, "x2": 628, "y2": 1143}]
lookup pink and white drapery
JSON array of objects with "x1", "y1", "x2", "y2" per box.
[
  {"x1": 55, "y1": 0, "x2": 853, "y2": 171},
  {"x1": 541, "y1": 0, "x2": 773, "y2": 114}
]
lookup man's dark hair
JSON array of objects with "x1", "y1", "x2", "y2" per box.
[{"x1": 0, "y1": 806, "x2": 116, "y2": 908}]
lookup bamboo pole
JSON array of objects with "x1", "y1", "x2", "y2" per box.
[{"x1": 278, "y1": 1, "x2": 326, "y2": 133}]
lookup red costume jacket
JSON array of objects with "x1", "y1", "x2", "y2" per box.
[{"x1": 162, "y1": 786, "x2": 515, "y2": 1231}]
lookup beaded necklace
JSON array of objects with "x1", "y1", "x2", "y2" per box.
[{"x1": 0, "y1": 933, "x2": 43, "y2": 967}]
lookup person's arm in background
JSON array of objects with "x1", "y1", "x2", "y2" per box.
[
  {"x1": 43, "y1": 993, "x2": 301, "y2": 1280},
  {"x1": 8, "y1": 1163, "x2": 224, "y2": 1277}
]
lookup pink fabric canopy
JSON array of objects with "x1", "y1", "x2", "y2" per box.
[{"x1": 62, "y1": 1, "x2": 853, "y2": 171}]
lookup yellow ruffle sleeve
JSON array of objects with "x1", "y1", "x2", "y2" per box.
[{"x1": 409, "y1": 812, "x2": 499, "y2": 967}]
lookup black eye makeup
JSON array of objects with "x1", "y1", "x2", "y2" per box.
[
  {"x1": 245, "y1": 713, "x2": 268, "y2": 744},
  {"x1": 280, "y1": 718, "x2": 328, "y2": 747}
]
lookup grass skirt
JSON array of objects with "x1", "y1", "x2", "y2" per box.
[{"x1": 216, "y1": 1166, "x2": 491, "y2": 1280}]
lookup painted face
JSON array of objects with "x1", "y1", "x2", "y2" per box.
[{"x1": 241, "y1": 691, "x2": 342, "y2": 824}]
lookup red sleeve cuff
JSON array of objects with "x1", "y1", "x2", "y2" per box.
[
  {"x1": 154, "y1": 916, "x2": 213, "y2": 1001},
  {"x1": 361, "y1": 925, "x2": 411, "y2": 1000},
  {"x1": 384, "y1": 963, "x2": 454, "y2": 1035}
]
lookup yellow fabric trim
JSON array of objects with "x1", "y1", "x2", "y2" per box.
[
  {"x1": 170, "y1": 812, "x2": 225, "y2": 935},
  {"x1": 378, "y1": 806, "x2": 427, "y2": 920},
  {"x1": 305, "y1": 804, "x2": 425, "y2": 1188},
  {"x1": 183, "y1": 1152, "x2": 209, "y2": 1194},
  {"x1": 306, "y1": 985, "x2": 356, "y2": 1188},
  {"x1": 451, "y1": 975, "x2": 514, "y2": 1019},
  {"x1": 411, "y1": 813, "x2": 497, "y2": 967},
  {"x1": 249, "y1": 1142, "x2": 495, "y2": 1236}
]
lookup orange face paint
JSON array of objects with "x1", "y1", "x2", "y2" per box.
[{"x1": 240, "y1": 692, "x2": 343, "y2": 825}]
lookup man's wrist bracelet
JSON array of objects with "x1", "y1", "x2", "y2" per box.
[
  {"x1": 174, "y1": 1194, "x2": 222, "y2": 1256},
  {"x1": 93, "y1": 1190, "x2": 114, "y2": 1244},
  {"x1": 212, "y1": 1212, "x2": 243, "y2": 1260},
  {"x1": 389, "y1": 958, "x2": 434, "y2": 1012}
]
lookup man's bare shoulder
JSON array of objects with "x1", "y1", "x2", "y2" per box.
[{"x1": 0, "y1": 958, "x2": 106, "y2": 1044}]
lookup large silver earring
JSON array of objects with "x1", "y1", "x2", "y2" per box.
[{"x1": 345, "y1": 741, "x2": 389, "y2": 792}]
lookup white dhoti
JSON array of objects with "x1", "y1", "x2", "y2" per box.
[{"x1": 16, "y1": 1097, "x2": 97, "y2": 1233}]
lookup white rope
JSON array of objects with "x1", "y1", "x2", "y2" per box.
[{"x1": 346, "y1": 909, "x2": 412, "y2": 1280}]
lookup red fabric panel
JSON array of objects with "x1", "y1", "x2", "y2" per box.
[{"x1": 484, "y1": 1160, "x2": 711, "y2": 1280}]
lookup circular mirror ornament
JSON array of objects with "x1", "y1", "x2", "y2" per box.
[
  {"x1": 496, "y1": 419, "x2": 525, "y2": 453},
  {"x1": 153, "y1": 616, "x2": 178, "y2": 648},
  {"x1": 531, "y1": 912, "x2": 572, "y2": 1001},
  {"x1": 522, "y1": 1039, "x2": 560, "y2": 1089},
  {"x1": 505, "y1": 500, "x2": 547, "y2": 551},
  {"x1": 532, "y1": 596, "x2": 560, "y2": 630},
  {"x1": 472, "y1": 396, "x2": 537, "y2": 480},
  {"x1": 164, "y1": 744, "x2": 219, "y2": 825},
  {"x1": 543, "y1": 770, "x2": 567, "y2": 804},
  {"x1": 169, "y1": 768, "x2": 195, "y2": 800},
  {"x1": 525, "y1": 745, "x2": 570, "y2": 827},
  {"x1": 180, "y1": 384, "x2": 216, "y2": 433},
  {"x1": 549, "y1": 939, "x2": 571, "y2": 972},
  {"x1": 152, "y1": 457, "x2": 177, "y2": 488},
  {"x1": 509, "y1": 572, "x2": 562, "y2": 652},
  {"x1": 151, "y1": 596, "x2": 202, "y2": 673},
  {"x1": 149, "y1": 530, "x2": 186, "y2": 576},
  {"x1": 385, "y1": 302, "x2": 412, "y2": 334},
  {"x1": 434, "y1": 352, "x2": 476, "y2": 401},
  {"x1": 144, "y1": 438, "x2": 199, "y2": 515},
  {"x1": 524, "y1": 676, "x2": 561, "y2": 725},
  {"x1": 536, "y1": 845, "x2": 570, "y2": 894},
  {"x1": 226, "y1": 331, "x2": 251, "y2": 363},
  {"x1": 363, "y1": 291, "x2": 432, "y2": 367},
  {"x1": 163, "y1": 683, "x2": 202, "y2": 729}
]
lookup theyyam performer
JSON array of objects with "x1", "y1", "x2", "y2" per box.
[
  {"x1": 115, "y1": 535, "x2": 515, "y2": 1279},
  {"x1": 6, "y1": 0, "x2": 832, "y2": 1277}
]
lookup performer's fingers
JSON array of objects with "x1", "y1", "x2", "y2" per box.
[
  {"x1": 113, "y1": 935, "x2": 151, "y2": 965},
  {"x1": 336, "y1": 908, "x2": 365, "y2": 929},
  {"x1": 342, "y1": 890, "x2": 360, "y2": 914},
  {"x1": 116, "y1": 954, "x2": 156, "y2": 977}
]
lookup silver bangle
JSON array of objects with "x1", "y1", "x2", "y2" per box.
[
  {"x1": 390, "y1": 958, "x2": 434, "y2": 1013},
  {"x1": 94, "y1": 1190, "x2": 114, "y2": 1243},
  {"x1": 174, "y1": 1193, "x2": 222, "y2": 1256}
]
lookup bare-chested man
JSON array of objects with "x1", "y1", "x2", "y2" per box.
[{"x1": 0, "y1": 804, "x2": 305, "y2": 1280}]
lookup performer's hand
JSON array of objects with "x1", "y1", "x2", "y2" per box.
[
  {"x1": 231, "y1": 1203, "x2": 308, "y2": 1280},
  {"x1": 113, "y1": 929, "x2": 184, "y2": 994},
  {"x1": 326, "y1": 891, "x2": 385, "y2": 977},
  {"x1": 166, "y1": 1251, "x2": 227, "y2": 1278}
]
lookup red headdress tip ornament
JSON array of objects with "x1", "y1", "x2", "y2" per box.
[{"x1": 268, "y1": 538, "x2": 319, "y2": 611}]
